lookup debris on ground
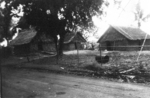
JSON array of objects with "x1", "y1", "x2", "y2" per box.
[{"x1": 2, "y1": 50, "x2": 150, "y2": 84}]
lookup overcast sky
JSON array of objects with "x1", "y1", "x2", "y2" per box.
[{"x1": 92, "y1": 0, "x2": 150, "y2": 41}]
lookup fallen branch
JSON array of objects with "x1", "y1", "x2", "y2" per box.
[{"x1": 120, "y1": 68, "x2": 136, "y2": 74}]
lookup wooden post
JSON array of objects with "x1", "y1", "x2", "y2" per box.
[
  {"x1": 99, "y1": 43, "x2": 102, "y2": 66},
  {"x1": 113, "y1": 41, "x2": 116, "y2": 51},
  {"x1": 75, "y1": 42, "x2": 79, "y2": 66},
  {"x1": 56, "y1": 46, "x2": 59, "y2": 64},
  {"x1": 137, "y1": 34, "x2": 148, "y2": 61},
  {"x1": 56, "y1": 42, "x2": 59, "y2": 64}
]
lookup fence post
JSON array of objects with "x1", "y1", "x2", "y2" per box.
[{"x1": 75, "y1": 42, "x2": 79, "y2": 66}]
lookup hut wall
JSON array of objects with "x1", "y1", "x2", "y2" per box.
[
  {"x1": 101, "y1": 39, "x2": 150, "y2": 51},
  {"x1": 142, "y1": 39, "x2": 150, "y2": 50},
  {"x1": 64, "y1": 43, "x2": 75, "y2": 50},
  {"x1": 42, "y1": 43, "x2": 56, "y2": 52},
  {"x1": 30, "y1": 43, "x2": 38, "y2": 52},
  {"x1": 113, "y1": 40, "x2": 128, "y2": 51},
  {"x1": 100, "y1": 40, "x2": 128, "y2": 51},
  {"x1": 13, "y1": 42, "x2": 56, "y2": 55},
  {"x1": 126, "y1": 40, "x2": 150, "y2": 51},
  {"x1": 100, "y1": 43, "x2": 107, "y2": 50},
  {"x1": 63, "y1": 43, "x2": 69, "y2": 50},
  {"x1": 112, "y1": 40, "x2": 141, "y2": 51},
  {"x1": 70, "y1": 43, "x2": 75, "y2": 50},
  {"x1": 125, "y1": 40, "x2": 140, "y2": 51},
  {"x1": 80, "y1": 42, "x2": 86, "y2": 49},
  {"x1": 14, "y1": 44, "x2": 30, "y2": 55},
  {"x1": 64, "y1": 42, "x2": 84, "y2": 50}
]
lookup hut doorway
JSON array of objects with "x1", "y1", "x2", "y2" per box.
[{"x1": 106, "y1": 41, "x2": 112, "y2": 51}]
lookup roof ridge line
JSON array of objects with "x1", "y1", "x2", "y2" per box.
[
  {"x1": 64, "y1": 33, "x2": 76, "y2": 44},
  {"x1": 114, "y1": 26, "x2": 133, "y2": 40}
]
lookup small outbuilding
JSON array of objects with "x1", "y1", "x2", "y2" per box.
[
  {"x1": 9, "y1": 29, "x2": 37, "y2": 55},
  {"x1": 63, "y1": 32, "x2": 86, "y2": 50},
  {"x1": 9, "y1": 29, "x2": 55, "y2": 55},
  {"x1": 97, "y1": 25, "x2": 150, "y2": 51}
]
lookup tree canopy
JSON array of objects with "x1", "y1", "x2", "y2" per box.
[{"x1": 0, "y1": 0, "x2": 103, "y2": 54}]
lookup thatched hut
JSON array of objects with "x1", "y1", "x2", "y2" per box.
[
  {"x1": 39, "y1": 34, "x2": 56, "y2": 52},
  {"x1": 97, "y1": 25, "x2": 150, "y2": 51},
  {"x1": 9, "y1": 29, "x2": 55, "y2": 55},
  {"x1": 63, "y1": 32, "x2": 86, "y2": 50},
  {"x1": 9, "y1": 29, "x2": 37, "y2": 55}
]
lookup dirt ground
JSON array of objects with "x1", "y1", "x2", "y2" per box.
[
  {"x1": 1, "y1": 50, "x2": 150, "y2": 98},
  {"x1": 2, "y1": 67, "x2": 150, "y2": 98}
]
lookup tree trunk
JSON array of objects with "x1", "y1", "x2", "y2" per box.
[
  {"x1": 53, "y1": 35, "x2": 59, "y2": 64},
  {"x1": 58, "y1": 33, "x2": 65, "y2": 56},
  {"x1": 53, "y1": 35, "x2": 58, "y2": 53}
]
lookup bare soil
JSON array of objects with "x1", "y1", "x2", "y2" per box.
[
  {"x1": 2, "y1": 50, "x2": 150, "y2": 84},
  {"x1": 1, "y1": 50, "x2": 150, "y2": 98}
]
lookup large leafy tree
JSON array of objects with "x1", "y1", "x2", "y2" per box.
[
  {"x1": 0, "y1": 0, "x2": 15, "y2": 42},
  {"x1": 0, "y1": 0, "x2": 103, "y2": 55}
]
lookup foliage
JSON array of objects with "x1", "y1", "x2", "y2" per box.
[
  {"x1": 0, "y1": 0, "x2": 103, "y2": 55},
  {"x1": 101, "y1": 0, "x2": 150, "y2": 27},
  {"x1": 133, "y1": 0, "x2": 150, "y2": 28},
  {"x1": 0, "y1": 0, "x2": 17, "y2": 41}
]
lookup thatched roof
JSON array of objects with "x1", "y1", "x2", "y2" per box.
[
  {"x1": 64, "y1": 32, "x2": 86, "y2": 44},
  {"x1": 98, "y1": 25, "x2": 150, "y2": 42},
  {"x1": 9, "y1": 29, "x2": 37, "y2": 46},
  {"x1": 9, "y1": 30, "x2": 86, "y2": 46}
]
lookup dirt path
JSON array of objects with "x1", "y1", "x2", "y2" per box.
[{"x1": 2, "y1": 68, "x2": 150, "y2": 98}]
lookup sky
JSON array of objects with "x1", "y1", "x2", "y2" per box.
[
  {"x1": 100, "y1": 0, "x2": 150, "y2": 26},
  {"x1": 92, "y1": 0, "x2": 150, "y2": 42}
]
